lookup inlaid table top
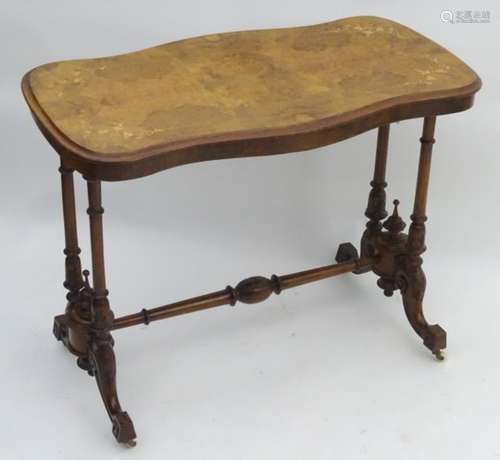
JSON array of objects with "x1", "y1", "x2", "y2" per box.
[{"x1": 22, "y1": 16, "x2": 480, "y2": 180}]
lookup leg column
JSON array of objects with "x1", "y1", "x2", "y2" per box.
[
  {"x1": 61, "y1": 162, "x2": 83, "y2": 304},
  {"x1": 362, "y1": 124, "x2": 390, "y2": 257},
  {"x1": 335, "y1": 125, "x2": 389, "y2": 268},
  {"x1": 85, "y1": 178, "x2": 137, "y2": 446},
  {"x1": 398, "y1": 116, "x2": 446, "y2": 359},
  {"x1": 53, "y1": 159, "x2": 89, "y2": 355}
]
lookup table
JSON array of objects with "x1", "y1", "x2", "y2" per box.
[{"x1": 22, "y1": 16, "x2": 481, "y2": 446}]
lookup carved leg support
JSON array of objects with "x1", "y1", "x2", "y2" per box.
[
  {"x1": 397, "y1": 117, "x2": 446, "y2": 359},
  {"x1": 370, "y1": 117, "x2": 446, "y2": 359},
  {"x1": 85, "y1": 179, "x2": 136, "y2": 446},
  {"x1": 340, "y1": 119, "x2": 446, "y2": 359}
]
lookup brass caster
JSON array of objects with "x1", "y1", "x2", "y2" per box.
[
  {"x1": 433, "y1": 350, "x2": 445, "y2": 361},
  {"x1": 126, "y1": 440, "x2": 137, "y2": 448}
]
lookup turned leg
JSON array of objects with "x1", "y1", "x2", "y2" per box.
[
  {"x1": 336, "y1": 125, "x2": 389, "y2": 268},
  {"x1": 85, "y1": 178, "x2": 137, "y2": 446},
  {"x1": 397, "y1": 116, "x2": 446, "y2": 359},
  {"x1": 361, "y1": 124, "x2": 390, "y2": 258},
  {"x1": 53, "y1": 159, "x2": 89, "y2": 356}
]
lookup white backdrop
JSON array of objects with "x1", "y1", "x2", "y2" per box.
[{"x1": 1, "y1": 1, "x2": 499, "y2": 459}]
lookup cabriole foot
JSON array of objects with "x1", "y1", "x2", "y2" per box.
[{"x1": 90, "y1": 335, "x2": 137, "y2": 446}]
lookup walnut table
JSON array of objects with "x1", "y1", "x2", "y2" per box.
[{"x1": 22, "y1": 16, "x2": 481, "y2": 446}]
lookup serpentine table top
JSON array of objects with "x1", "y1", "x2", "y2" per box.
[{"x1": 22, "y1": 16, "x2": 480, "y2": 180}]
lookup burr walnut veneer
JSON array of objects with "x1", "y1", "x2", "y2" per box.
[{"x1": 22, "y1": 16, "x2": 480, "y2": 446}]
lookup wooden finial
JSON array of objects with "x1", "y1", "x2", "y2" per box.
[{"x1": 383, "y1": 199, "x2": 406, "y2": 235}]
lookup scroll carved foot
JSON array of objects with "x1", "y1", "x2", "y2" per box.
[
  {"x1": 89, "y1": 335, "x2": 137, "y2": 446},
  {"x1": 373, "y1": 200, "x2": 446, "y2": 360},
  {"x1": 397, "y1": 265, "x2": 447, "y2": 360}
]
